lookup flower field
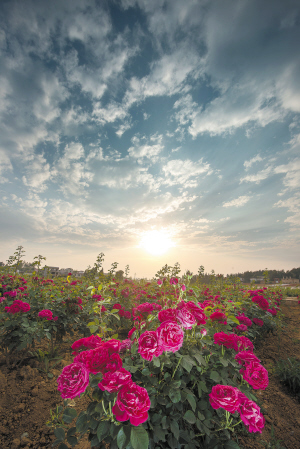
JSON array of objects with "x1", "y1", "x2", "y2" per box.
[{"x1": 0, "y1": 268, "x2": 300, "y2": 449}]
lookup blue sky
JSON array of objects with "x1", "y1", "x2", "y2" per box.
[{"x1": 0, "y1": 0, "x2": 300, "y2": 278}]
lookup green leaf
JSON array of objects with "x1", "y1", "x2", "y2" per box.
[
  {"x1": 54, "y1": 428, "x2": 65, "y2": 442},
  {"x1": 186, "y1": 393, "x2": 196, "y2": 412},
  {"x1": 183, "y1": 410, "x2": 196, "y2": 424},
  {"x1": 76, "y1": 412, "x2": 88, "y2": 433},
  {"x1": 58, "y1": 444, "x2": 69, "y2": 449},
  {"x1": 117, "y1": 427, "x2": 129, "y2": 449},
  {"x1": 152, "y1": 357, "x2": 160, "y2": 367},
  {"x1": 227, "y1": 315, "x2": 240, "y2": 325},
  {"x1": 67, "y1": 427, "x2": 76, "y2": 438},
  {"x1": 67, "y1": 435, "x2": 78, "y2": 447},
  {"x1": 97, "y1": 421, "x2": 110, "y2": 441},
  {"x1": 169, "y1": 389, "x2": 181, "y2": 403},
  {"x1": 224, "y1": 441, "x2": 241, "y2": 449},
  {"x1": 181, "y1": 355, "x2": 195, "y2": 373},
  {"x1": 89, "y1": 325, "x2": 98, "y2": 334},
  {"x1": 210, "y1": 371, "x2": 221, "y2": 382},
  {"x1": 170, "y1": 420, "x2": 179, "y2": 440},
  {"x1": 130, "y1": 426, "x2": 149, "y2": 449}
]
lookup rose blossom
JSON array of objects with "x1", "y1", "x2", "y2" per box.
[
  {"x1": 128, "y1": 327, "x2": 136, "y2": 339},
  {"x1": 112, "y1": 381, "x2": 151, "y2": 426},
  {"x1": 240, "y1": 361, "x2": 269, "y2": 390},
  {"x1": 158, "y1": 308, "x2": 177, "y2": 323},
  {"x1": 185, "y1": 302, "x2": 207, "y2": 325},
  {"x1": 214, "y1": 332, "x2": 236, "y2": 349},
  {"x1": 237, "y1": 315, "x2": 253, "y2": 327},
  {"x1": 102, "y1": 339, "x2": 121, "y2": 354},
  {"x1": 84, "y1": 347, "x2": 122, "y2": 374},
  {"x1": 209, "y1": 385, "x2": 240, "y2": 413},
  {"x1": 157, "y1": 321, "x2": 184, "y2": 353},
  {"x1": 38, "y1": 309, "x2": 54, "y2": 320},
  {"x1": 57, "y1": 362, "x2": 89, "y2": 399},
  {"x1": 98, "y1": 368, "x2": 132, "y2": 393},
  {"x1": 71, "y1": 335, "x2": 102, "y2": 355},
  {"x1": 235, "y1": 351, "x2": 261, "y2": 367},
  {"x1": 120, "y1": 339, "x2": 133, "y2": 352},
  {"x1": 138, "y1": 331, "x2": 163, "y2": 361},
  {"x1": 235, "y1": 324, "x2": 248, "y2": 332},
  {"x1": 238, "y1": 392, "x2": 265, "y2": 433},
  {"x1": 234, "y1": 335, "x2": 254, "y2": 352},
  {"x1": 253, "y1": 318, "x2": 264, "y2": 327},
  {"x1": 176, "y1": 306, "x2": 196, "y2": 329},
  {"x1": 210, "y1": 311, "x2": 227, "y2": 324}
]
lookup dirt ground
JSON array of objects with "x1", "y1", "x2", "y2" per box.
[{"x1": 0, "y1": 300, "x2": 300, "y2": 449}]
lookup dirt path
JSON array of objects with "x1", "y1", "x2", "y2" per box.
[
  {"x1": 237, "y1": 298, "x2": 300, "y2": 449},
  {"x1": 0, "y1": 300, "x2": 299, "y2": 449}
]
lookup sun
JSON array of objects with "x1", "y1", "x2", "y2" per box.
[{"x1": 139, "y1": 230, "x2": 175, "y2": 256}]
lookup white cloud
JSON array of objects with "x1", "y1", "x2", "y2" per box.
[
  {"x1": 274, "y1": 159, "x2": 300, "y2": 189},
  {"x1": 223, "y1": 195, "x2": 251, "y2": 208},
  {"x1": 244, "y1": 154, "x2": 263, "y2": 170},
  {"x1": 127, "y1": 134, "x2": 164, "y2": 162},
  {"x1": 240, "y1": 166, "x2": 273, "y2": 184},
  {"x1": 162, "y1": 158, "x2": 212, "y2": 187},
  {"x1": 274, "y1": 193, "x2": 300, "y2": 229}
]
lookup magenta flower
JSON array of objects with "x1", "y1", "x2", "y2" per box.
[
  {"x1": 157, "y1": 321, "x2": 184, "y2": 353},
  {"x1": 138, "y1": 331, "x2": 163, "y2": 361},
  {"x1": 238, "y1": 392, "x2": 265, "y2": 433},
  {"x1": 57, "y1": 362, "x2": 89, "y2": 399},
  {"x1": 240, "y1": 361, "x2": 269, "y2": 390},
  {"x1": 209, "y1": 385, "x2": 241, "y2": 413},
  {"x1": 98, "y1": 368, "x2": 132, "y2": 393},
  {"x1": 112, "y1": 381, "x2": 151, "y2": 426},
  {"x1": 176, "y1": 306, "x2": 196, "y2": 329},
  {"x1": 38, "y1": 309, "x2": 53, "y2": 320}
]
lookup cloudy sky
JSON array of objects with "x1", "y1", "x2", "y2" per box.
[{"x1": 1, "y1": 0, "x2": 300, "y2": 278}]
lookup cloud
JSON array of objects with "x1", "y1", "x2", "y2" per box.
[
  {"x1": 244, "y1": 154, "x2": 263, "y2": 170},
  {"x1": 162, "y1": 158, "x2": 212, "y2": 187},
  {"x1": 240, "y1": 166, "x2": 273, "y2": 184},
  {"x1": 274, "y1": 193, "x2": 300, "y2": 229},
  {"x1": 223, "y1": 196, "x2": 251, "y2": 208},
  {"x1": 127, "y1": 134, "x2": 164, "y2": 163}
]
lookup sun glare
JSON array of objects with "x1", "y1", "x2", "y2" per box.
[{"x1": 139, "y1": 230, "x2": 175, "y2": 256}]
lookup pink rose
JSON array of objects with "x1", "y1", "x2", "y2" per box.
[
  {"x1": 57, "y1": 362, "x2": 89, "y2": 399},
  {"x1": 253, "y1": 318, "x2": 264, "y2": 327},
  {"x1": 98, "y1": 368, "x2": 132, "y2": 393},
  {"x1": 210, "y1": 311, "x2": 227, "y2": 324},
  {"x1": 234, "y1": 335, "x2": 254, "y2": 352},
  {"x1": 235, "y1": 324, "x2": 248, "y2": 332},
  {"x1": 214, "y1": 332, "x2": 236, "y2": 349},
  {"x1": 112, "y1": 381, "x2": 151, "y2": 426},
  {"x1": 235, "y1": 351, "x2": 261, "y2": 367},
  {"x1": 103, "y1": 339, "x2": 121, "y2": 354},
  {"x1": 185, "y1": 302, "x2": 207, "y2": 325},
  {"x1": 84, "y1": 347, "x2": 122, "y2": 374},
  {"x1": 128, "y1": 327, "x2": 136, "y2": 339},
  {"x1": 156, "y1": 321, "x2": 184, "y2": 353},
  {"x1": 71, "y1": 335, "x2": 103, "y2": 355},
  {"x1": 241, "y1": 362, "x2": 269, "y2": 390},
  {"x1": 38, "y1": 309, "x2": 53, "y2": 320},
  {"x1": 209, "y1": 385, "x2": 240, "y2": 413},
  {"x1": 120, "y1": 339, "x2": 133, "y2": 352},
  {"x1": 238, "y1": 392, "x2": 265, "y2": 433},
  {"x1": 158, "y1": 308, "x2": 177, "y2": 323},
  {"x1": 237, "y1": 315, "x2": 252, "y2": 327},
  {"x1": 176, "y1": 306, "x2": 196, "y2": 329},
  {"x1": 138, "y1": 331, "x2": 163, "y2": 361}
]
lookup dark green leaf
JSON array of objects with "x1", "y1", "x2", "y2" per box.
[
  {"x1": 97, "y1": 421, "x2": 110, "y2": 441},
  {"x1": 67, "y1": 427, "x2": 76, "y2": 438},
  {"x1": 183, "y1": 410, "x2": 196, "y2": 424},
  {"x1": 67, "y1": 435, "x2": 78, "y2": 447},
  {"x1": 117, "y1": 427, "x2": 129, "y2": 449},
  {"x1": 76, "y1": 412, "x2": 88, "y2": 433},
  {"x1": 54, "y1": 428, "x2": 65, "y2": 441},
  {"x1": 90, "y1": 434, "x2": 100, "y2": 447},
  {"x1": 169, "y1": 389, "x2": 181, "y2": 403},
  {"x1": 58, "y1": 444, "x2": 69, "y2": 449},
  {"x1": 130, "y1": 426, "x2": 149, "y2": 449},
  {"x1": 170, "y1": 420, "x2": 179, "y2": 440},
  {"x1": 186, "y1": 393, "x2": 196, "y2": 412},
  {"x1": 210, "y1": 371, "x2": 221, "y2": 382},
  {"x1": 224, "y1": 441, "x2": 241, "y2": 449},
  {"x1": 152, "y1": 357, "x2": 160, "y2": 367}
]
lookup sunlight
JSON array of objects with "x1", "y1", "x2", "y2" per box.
[{"x1": 139, "y1": 230, "x2": 175, "y2": 256}]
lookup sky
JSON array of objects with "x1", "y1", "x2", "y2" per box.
[{"x1": 0, "y1": 0, "x2": 300, "y2": 279}]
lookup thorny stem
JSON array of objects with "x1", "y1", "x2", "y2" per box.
[{"x1": 172, "y1": 356, "x2": 182, "y2": 379}]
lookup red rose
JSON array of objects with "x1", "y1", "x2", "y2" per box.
[
  {"x1": 241, "y1": 362, "x2": 269, "y2": 390},
  {"x1": 157, "y1": 321, "x2": 184, "y2": 353},
  {"x1": 158, "y1": 308, "x2": 177, "y2": 323},
  {"x1": 214, "y1": 332, "x2": 236, "y2": 349},
  {"x1": 238, "y1": 392, "x2": 265, "y2": 433},
  {"x1": 235, "y1": 351, "x2": 260, "y2": 367},
  {"x1": 98, "y1": 368, "x2": 132, "y2": 393},
  {"x1": 209, "y1": 385, "x2": 240, "y2": 413},
  {"x1": 112, "y1": 381, "x2": 151, "y2": 426},
  {"x1": 138, "y1": 331, "x2": 163, "y2": 361}
]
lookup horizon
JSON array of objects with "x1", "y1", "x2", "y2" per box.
[{"x1": 1, "y1": 0, "x2": 300, "y2": 278}]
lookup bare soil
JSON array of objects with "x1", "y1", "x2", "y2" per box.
[{"x1": 0, "y1": 300, "x2": 299, "y2": 449}]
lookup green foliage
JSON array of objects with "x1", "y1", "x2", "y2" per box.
[{"x1": 274, "y1": 357, "x2": 300, "y2": 395}]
